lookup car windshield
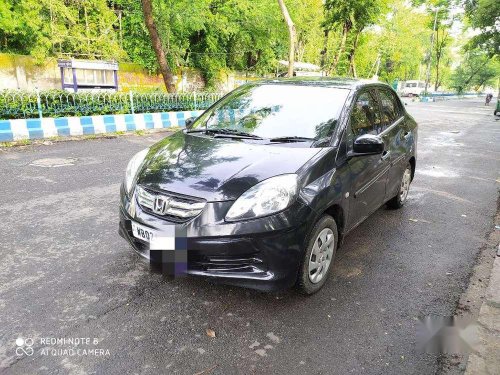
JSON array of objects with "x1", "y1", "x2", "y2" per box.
[{"x1": 192, "y1": 84, "x2": 350, "y2": 140}]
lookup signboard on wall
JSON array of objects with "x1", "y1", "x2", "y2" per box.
[{"x1": 57, "y1": 59, "x2": 119, "y2": 92}]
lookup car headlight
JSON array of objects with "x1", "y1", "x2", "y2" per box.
[
  {"x1": 225, "y1": 174, "x2": 298, "y2": 221},
  {"x1": 124, "y1": 148, "x2": 149, "y2": 196}
]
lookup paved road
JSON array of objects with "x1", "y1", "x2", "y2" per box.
[{"x1": 0, "y1": 99, "x2": 498, "y2": 375}]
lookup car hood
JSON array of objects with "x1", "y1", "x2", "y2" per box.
[{"x1": 137, "y1": 131, "x2": 322, "y2": 202}]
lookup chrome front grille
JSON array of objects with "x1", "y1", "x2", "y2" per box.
[{"x1": 136, "y1": 186, "x2": 206, "y2": 221}]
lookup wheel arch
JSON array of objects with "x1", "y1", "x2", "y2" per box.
[
  {"x1": 323, "y1": 203, "x2": 345, "y2": 246},
  {"x1": 409, "y1": 156, "x2": 416, "y2": 181}
]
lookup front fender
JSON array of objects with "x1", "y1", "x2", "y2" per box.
[{"x1": 299, "y1": 163, "x2": 350, "y2": 233}]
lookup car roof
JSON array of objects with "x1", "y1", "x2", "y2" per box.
[{"x1": 253, "y1": 77, "x2": 392, "y2": 91}]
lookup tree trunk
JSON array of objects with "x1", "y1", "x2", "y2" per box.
[
  {"x1": 330, "y1": 22, "x2": 350, "y2": 75},
  {"x1": 434, "y1": 29, "x2": 448, "y2": 92},
  {"x1": 434, "y1": 30, "x2": 441, "y2": 91},
  {"x1": 434, "y1": 69, "x2": 440, "y2": 91},
  {"x1": 464, "y1": 59, "x2": 490, "y2": 85},
  {"x1": 348, "y1": 30, "x2": 361, "y2": 78},
  {"x1": 320, "y1": 29, "x2": 329, "y2": 71},
  {"x1": 141, "y1": 0, "x2": 177, "y2": 92},
  {"x1": 277, "y1": 0, "x2": 296, "y2": 77}
]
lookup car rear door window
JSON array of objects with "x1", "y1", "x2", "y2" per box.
[{"x1": 350, "y1": 92, "x2": 381, "y2": 137}]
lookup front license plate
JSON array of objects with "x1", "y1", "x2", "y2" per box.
[{"x1": 131, "y1": 221, "x2": 157, "y2": 243}]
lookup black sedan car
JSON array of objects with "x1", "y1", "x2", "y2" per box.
[{"x1": 119, "y1": 78, "x2": 417, "y2": 294}]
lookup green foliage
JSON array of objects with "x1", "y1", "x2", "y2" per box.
[
  {"x1": 0, "y1": 90, "x2": 223, "y2": 119},
  {"x1": 356, "y1": 1, "x2": 431, "y2": 82},
  {"x1": 449, "y1": 50, "x2": 499, "y2": 93},
  {"x1": 322, "y1": 0, "x2": 388, "y2": 75},
  {"x1": 465, "y1": 0, "x2": 500, "y2": 56},
  {"x1": 115, "y1": 0, "x2": 283, "y2": 85},
  {"x1": 0, "y1": 0, "x2": 492, "y2": 93},
  {"x1": 291, "y1": 0, "x2": 325, "y2": 64},
  {"x1": 324, "y1": 0, "x2": 386, "y2": 31},
  {"x1": 0, "y1": 0, "x2": 125, "y2": 61}
]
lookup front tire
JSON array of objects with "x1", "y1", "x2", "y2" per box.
[
  {"x1": 297, "y1": 215, "x2": 338, "y2": 295},
  {"x1": 387, "y1": 162, "x2": 412, "y2": 209}
]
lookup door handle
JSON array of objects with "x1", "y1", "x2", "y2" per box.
[{"x1": 381, "y1": 150, "x2": 391, "y2": 160}]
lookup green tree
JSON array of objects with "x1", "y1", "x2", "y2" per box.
[
  {"x1": 355, "y1": 1, "x2": 430, "y2": 83},
  {"x1": 113, "y1": 0, "x2": 157, "y2": 72},
  {"x1": 323, "y1": 0, "x2": 387, "y2": 76},
  {"x1": 417, "y1": 1, "x2": 458, "y2": 91},
  {"x1": 140, "y1": 0, "x2": 177, "y2": 92},
  {"x1": 0, "y1": 0, "x2": 471, "y2": 92},
  {"x1": 291, "y1": 0, "x2": 324, "y2": 65},
  {"x1": 277, "y1": 0, "x2": 296, "y2": 77},
  {"x1": 0, "y1": 0, "x2": 124, "y2": 60},
  {"x1": 450, "y1": 49, "x2": 499, "y2": 93},
  {"x1": 464, "y1": 0, "x2": 500, "y2": 56}
]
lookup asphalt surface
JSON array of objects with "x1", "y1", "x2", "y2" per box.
[{"x1": 0, "y1": 98, "x2": 498, "y2": 375}]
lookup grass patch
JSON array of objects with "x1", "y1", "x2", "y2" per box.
[{"x1": 0, "y1": 138, "x2": 32, "y2": 148}]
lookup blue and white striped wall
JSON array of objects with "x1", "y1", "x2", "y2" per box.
[{"x1": 0, "y1": 110, "x2": 203, "y2": 142}]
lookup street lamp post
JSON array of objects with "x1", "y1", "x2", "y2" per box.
[{"x1": 424, "y1": 8, "x2": 439, "y2": 96}]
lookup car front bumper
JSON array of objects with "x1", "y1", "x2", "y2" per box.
[{"x1": 119, "y1": 185, "x2": 314, "y2": 291}]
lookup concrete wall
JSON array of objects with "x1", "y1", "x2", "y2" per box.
[
  {"x1": 0, "y1": 53, "x2": 265, "y2": 93},
  {"x1": 118, "y1": 63, "x2": 207, "y2": 93},
  {"x1": 0, "y1": 54, "x2": 61, "y2": 91},
  {"x1": 0, "y1": 53, "x2": 208, "y2": 92}
]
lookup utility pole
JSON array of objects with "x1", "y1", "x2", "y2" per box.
[{"x1": 424, "y1": 8, "x2": 439, "y2": 96}]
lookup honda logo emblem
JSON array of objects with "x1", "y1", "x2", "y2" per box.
[{"x1": 153, "y1": 195, "x2": 171, "y2": 215}]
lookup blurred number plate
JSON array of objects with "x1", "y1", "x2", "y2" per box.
[{"x1": 131, "y1": 221, "x2": 157, "y2": 243}]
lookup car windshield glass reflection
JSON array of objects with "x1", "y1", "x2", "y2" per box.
[{"x1": 195, "y1": 84, "x2": 350, "y2": 140}]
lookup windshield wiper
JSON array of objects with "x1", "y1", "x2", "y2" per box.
[
  {"x1": 211, "y1": 128, "x2": 263, "y2": 139},
  {"x1": 185, "y1": 128, "x2": 206, "y2": 133},
  {"x1": 270, "y1": 136, "x2": 315, "y2": 143},
  {"x1": 188, "y1": 128, "x2": 263, "y2": 140}
]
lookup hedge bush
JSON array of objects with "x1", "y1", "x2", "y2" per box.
[{"x1": 0, "y1": 90, "x2": 223, "y2": 120}]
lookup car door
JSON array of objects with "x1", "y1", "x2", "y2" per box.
[
  {"x1": 346, "y1": 90, "x2": 391, "y2": 228},
  {"x1": 375, "y1": 88, "x2": 408, "y2": 200}
]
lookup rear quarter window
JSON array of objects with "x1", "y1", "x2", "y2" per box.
[{"x1": 378, "y1": 89, "x2": 404, "y2": 126}]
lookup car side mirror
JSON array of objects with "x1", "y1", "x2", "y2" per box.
[
  {"x1": 349, "y1": 134, "x2": 384, "y2": 157},
  {"x1": 185, "y1": 117, "x2": 195, "y2": 129}
]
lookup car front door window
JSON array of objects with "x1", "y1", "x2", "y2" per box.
[{"x1": 350, "y1": 92, "x2": 381, "y2": 137}]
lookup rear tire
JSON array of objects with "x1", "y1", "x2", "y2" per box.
[
  {"x1": 387, "y1": 162, "x2": 412, "y2": 209},
  {"x1": 297, "y1": 215, "x2": 338, "y2": 295}
]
